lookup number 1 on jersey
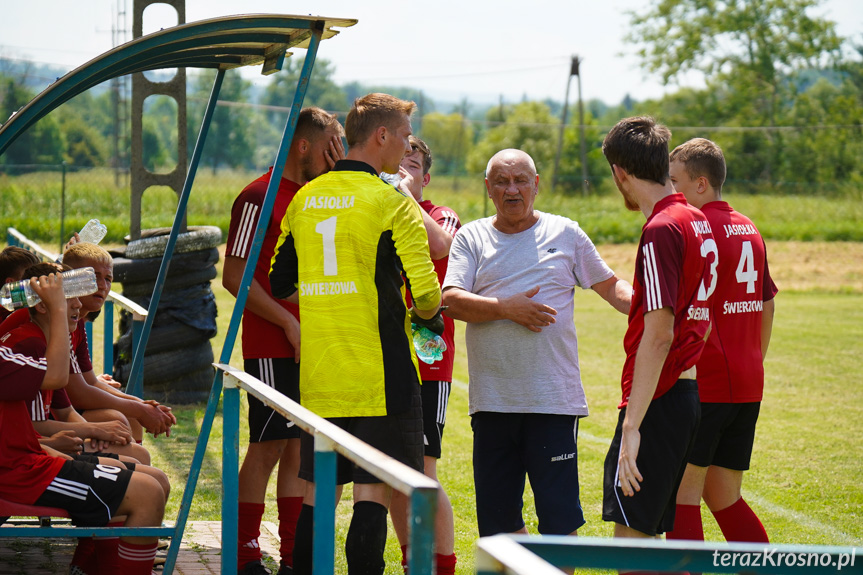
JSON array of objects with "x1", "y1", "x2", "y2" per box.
[{"x1": 315, "y1": 216, "x2": 338, "y2": 276}]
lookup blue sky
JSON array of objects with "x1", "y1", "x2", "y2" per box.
[{"x1": 2, "y1": 0, "x2": 860, "y2": 106}]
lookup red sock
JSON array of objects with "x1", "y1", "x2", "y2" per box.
[
  {"x1": 712, "y1": 498, "x2": 768, "y2": 543},
  {"x1": 666, "y1": 504, "x2": 704, "y2": 541},
  {"x1": 277, "y1": 496, "x2": 304, "y2": 568},
  {"x1": 400, "y1": 544, "x2": 408, "y2": 573},
  {"x1": 71, "y1": 537, "x2": 96, "y2": 573},
  {"x1": 238, "y1": 502, "x2": 266, "y2": 568},
  {"x1": 92, "y1": 520, "x2": 124, "y2": 575},
  {"x1": 117, "y1": 540, "x2": 157, "y2": 574},
  {"x1": 436, "y1": 552, "x2": 457, "y2": 575}
]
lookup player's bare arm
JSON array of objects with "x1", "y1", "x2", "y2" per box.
[
  {"x1": 31, "y1": 273, "x2": 71, "y2": 389},
  {"x1": 417, "y1": 206, "x2": 452, "y2": 260},
  {"x1": 619, "y1": 306, "x2": 674, "y2": 497},
  {"x1": 761, "y1": 297, "x2": 775, "y2": 360},
  {"x1": 591, "y1": 275, "x2": 633, "y2": 314},
  {"x1": 66, "y1": 372, "x2": 172, "y2": 436},
  {"x1": 223, "y1": 255, "x2": 301, "y2": 362},
  {"x1": 442, "y1": 285, "x2": 557, "y2": 332}
]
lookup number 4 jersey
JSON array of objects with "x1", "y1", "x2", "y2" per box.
[
  {"x1": 696, "y1": 201, "x2": 778, "y2": 403},
  {"x1": 620, "y1": 193, "x2": 715, "y2": 408},
  {"x1": 269, "y1": 160, "x2": 441, "y2": 418}
]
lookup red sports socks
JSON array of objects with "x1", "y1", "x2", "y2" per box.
[
  {"x1": 277, "y1": 496, "x2": 304, "y2": 568},
  {"x1": 712, "y1": 497, "x2": 768, "y2": 543},
  {"x1": 117, "y1": 540, "x2": 158, "y2": 574},
  {"x1": 666, "y1": 504, "x2": 705, "y2": 541},
  {"x1": 237, "y1": 501, "x2": 266, "y2": 568}
]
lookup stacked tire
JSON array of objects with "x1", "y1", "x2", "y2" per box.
[{"x1": 112, "y1": 226, "x2": 222, "y2": 403}]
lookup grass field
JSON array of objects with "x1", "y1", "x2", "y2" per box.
[{"x1": 78, "y1": 240, "x2": 861, "y2": 574}]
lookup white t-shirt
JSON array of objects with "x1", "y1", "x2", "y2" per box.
[{"x1": 443, "y1": 211, "x2": 614, "y2": 416}]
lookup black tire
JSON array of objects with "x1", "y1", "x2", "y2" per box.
[
  {"x1": 115, "y1": 322, "x2": 214, "y2": 356},
  {"x1": 112, "y1": 248, "x2": 219, "y2": 284},
  {"x1": 142, "y1": 365, "x2": 217, "y2": 404},
  {"x1": 120, "y1": 266, "x2": 218, "y2": 297},
  {"x1": 124, "y1": 226, "x2": 222, "y2": 260},
  {"x1": 114, "y1": 340, "x2": 214, "y2": 385}
]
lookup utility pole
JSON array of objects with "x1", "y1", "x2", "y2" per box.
[
  {"x1": 575, "y1": 56, "x2": 588, "y2": 195},
  {"x1": 552, "y1": 56, "x2": 589, "y2": 194}
]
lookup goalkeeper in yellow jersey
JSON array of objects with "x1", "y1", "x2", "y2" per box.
[{"x1": 270, "y1": 92, "x2": 441, "y2": 575}]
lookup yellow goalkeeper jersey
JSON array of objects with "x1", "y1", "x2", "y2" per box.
[{"x1": 270, "y1": 160, "x2": 441, "y2": 417}]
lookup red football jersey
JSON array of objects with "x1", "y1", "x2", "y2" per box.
[
  {"x1": 0, "y1": 336, "x2": 66, "y2": 503},
  {"x1": 620, "y1": 194, "x2": 715, "y2": 407},
  {"x1": 226, "y1": 169, "x2": 301, "y2": 359},
  {"x1": 406, "y1": 200, "x2": 461, "y2": 382},
  {"x1": 695, "y1": 202, "x2": 778, "y2": 402}
]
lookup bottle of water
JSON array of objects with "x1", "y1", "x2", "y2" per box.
[
  {"x1": 381, "y1": 172, "x2": 402, "y2": 188},
  {"x1": 0, "y1": 267, "x2": 99, "y2": 311},
  {"x1": 78, "y1": 219, "x2": 108, "y2": 245},
  {"x1": 412, "y1": 324, "x2": 447, "y2": 365}
]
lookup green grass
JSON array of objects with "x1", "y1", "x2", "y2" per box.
[
  {"x1": 90, "y1": 253, "x2": 861, "y2": 575},
  {"x1": 2, "y1": 168, "x2": 862, "y2": 247}
]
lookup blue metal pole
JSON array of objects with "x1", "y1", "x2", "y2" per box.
[
  {"x1": 126, "y1": 68, "x2": 225, "y2": 396},
  {"x1": 222, "y1": 373, "x2": 241, "y2": 574},
  {"x1": 217, "y1": 23, "x2": 323, "y2": 364},
  {"x1": 408, "y1": 488, "x2": 438, "y2": 575},
  {"x1": 313, "y1": 437, "x2": 337, "y2": 575},
  {"x1": 154, "y1": 69, "x2": 226, "y2": 574},
  {"x1": 102, "y1": 301, "x2": 113, "y2": 376}
]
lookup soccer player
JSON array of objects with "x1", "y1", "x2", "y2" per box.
[
  {"x1": 666, "y1": 138, "x2": 777, "y2": 543},
  {"x1": 388, "y1": 136, "x2": 460, "y2": 575},
  {"x1": 0, "y1": 265, "x2": 166, "y2": 574},
  {"x1": 601, "y1": 117, "x2": 716, "y2": 556},
  {"x1": 223, "y1": 107, "x2": 345, "y2": 575},
  {"x1": 270, "y1": 93, "x2": 441, "y2": 575},
  {"x1": 0, "y1": 246, "x2": 40, "y2": 322},
  {"x1": 2, "y1": 243, "x2": 177, "y2": 447}
]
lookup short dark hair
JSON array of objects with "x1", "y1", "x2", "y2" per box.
[
  {"x1": 0, "y1": 246, "x2": 40, "y2": 283},
  {"x1": 670, "y1": 138, "x2": 726, "y2": 192},
  {"x1": 294, "y1": 106, "x2": 343, "y2": 144},
  {"x1": 409, "y1": 135, "x2": 433, "y2": 175},
  {"x1": 602, "y1": 116, "x2": 672, "y2": 185},
  {"x1": 344, "y1": 93, "x2": 416, "y2": 147}
]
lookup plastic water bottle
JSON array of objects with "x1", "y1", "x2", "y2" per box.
[
  {"x1": 381, "y1": 172, "x2": 402, "y2": 188},
  {"x1": 412, "y1": 324, "x2": 447, "y2": 365},
  {"x1": 0, "y1": 267, "x2": 99, "y2": 311},
  {"x1": 78, "y1": 219, "x2": 108, "y2": 245}
]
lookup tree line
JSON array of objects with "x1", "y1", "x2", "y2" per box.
[{"x1": 2, "y1": 0, "x2": 861, "y2": 195}]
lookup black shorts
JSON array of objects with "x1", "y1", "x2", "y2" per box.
[
  {"x1": 471, "y1": 412, "x2": 585, "y2": 536},
  {"x1": 689, "y1": 402, "x2": 761, "y2": 470},
  {"x1": 73, "y1": 452, "x2": 136, "y2": 472},
  {"x1": 245, "y1": 357, "x2": 301, "y2": 443},
  {"x1": 603, "y1": 379, "x2": 700, "y2": 536},
  {"x1": 421, "y1": 380, "x2": 451, "y2": 459},
  {"x1": 34, "y1": 459, "x2": 133, "y2": 527},
  {"x1": 299, "y1": 388, "x2": 423, "y2": 485}
]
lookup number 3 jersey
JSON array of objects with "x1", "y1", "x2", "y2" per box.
[
  {"x1": 270, "y1": 160, "x2": 441, "y2": 418},
  {"x1": 696, "y1": 201, "x2": 778, "y2": 403},
  {"x1": 620, "y1": 193, "x2": 715, "y2": 408}
]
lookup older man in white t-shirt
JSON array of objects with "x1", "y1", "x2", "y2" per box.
[{"x1": 442, "y1": 148, "x2": 631, "y2": 537}]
